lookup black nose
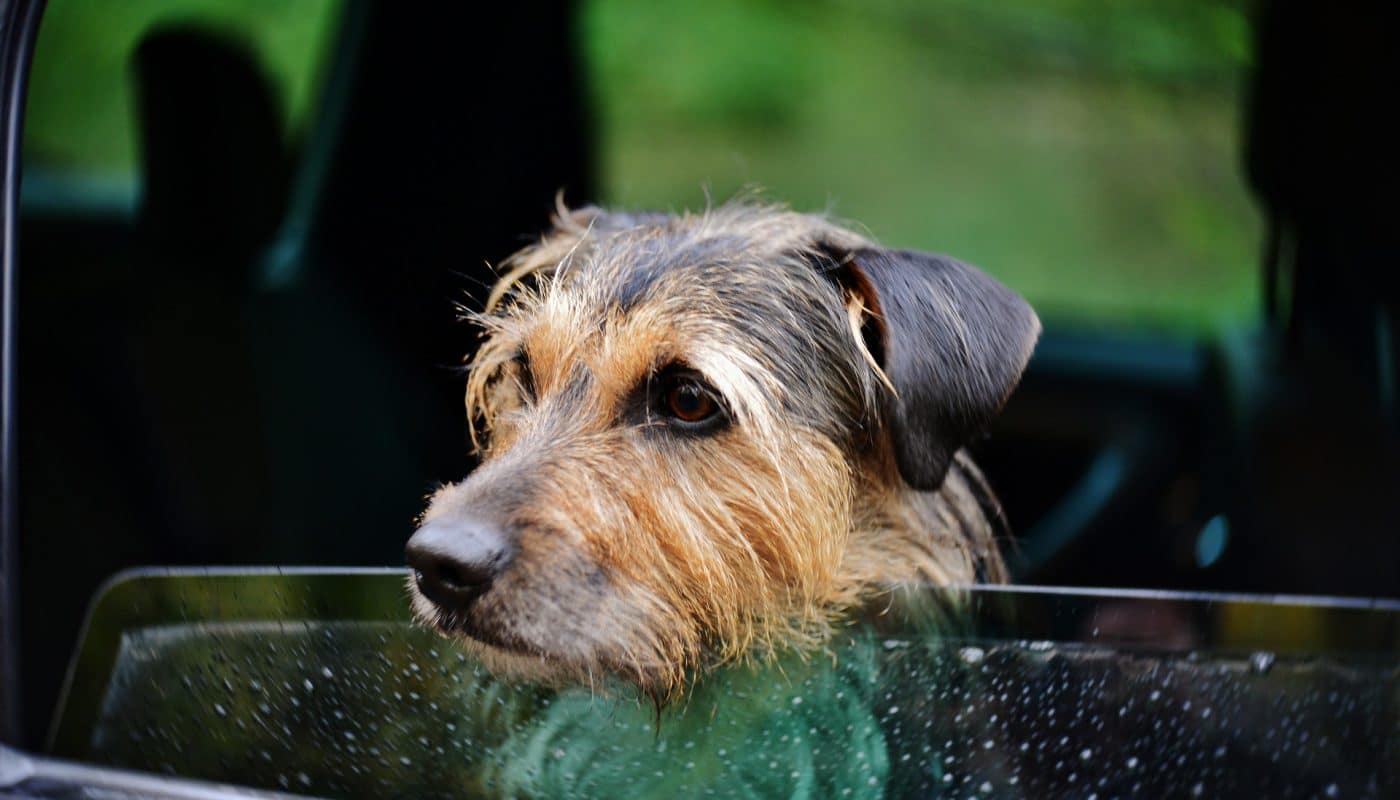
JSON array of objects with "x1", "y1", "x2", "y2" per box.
[{"x1": 405, "y1": 518, "x2": 514, "y2": 612}]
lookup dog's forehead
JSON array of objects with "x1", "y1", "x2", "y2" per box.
[
  {"x1": 581, "y1": 223, "x2": 814, "y2": 309},
  {"x1": 545, "y1": 221, "x2": 857, "y2": 351}
]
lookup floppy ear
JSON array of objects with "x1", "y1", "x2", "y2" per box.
[{"x1": 836, "y1": 247, "x2": 1040, "y2": 491}]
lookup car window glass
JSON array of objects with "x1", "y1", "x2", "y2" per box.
[
  {"x1": 581, "y1": 0, "x2": 1259, "y2": 333},
  {"x1": 22, "y1": 0, "x2": 342, "y2": 214},
  {"x1": 50, "y1": 572, "x2": 1399, "y2": 798}
]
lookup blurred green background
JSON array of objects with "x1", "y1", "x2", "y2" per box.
[
  {"x1": 24, "y1": 0, "x2": 339, "y2": 176},
  {"x1": 23, "y1": 0, "x2": 1260, "y2": 333},
  {"x1": 583, "y1": 0, "x2": 1260, "y2": 332}
]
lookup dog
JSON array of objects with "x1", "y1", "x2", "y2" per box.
[{"x1": 404, "y1": 200, "x2": 1037, "y2": 793}]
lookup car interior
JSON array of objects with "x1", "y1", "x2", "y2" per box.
[{"x1": 1, "y1": 0, "x2": 1395, "y2": 791}]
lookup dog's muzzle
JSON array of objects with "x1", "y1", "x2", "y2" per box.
[{"x1": 405, "y1": 517, "x2": 515, "y2": 616}]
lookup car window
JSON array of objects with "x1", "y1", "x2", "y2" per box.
[
  {"x1": 22, "y1": 0, "x2": 342, "y2": 214},
  {"x1": 581, "y1": 0, "x2": 1258, "y2": 333},
  {"x1": 50, "y1": 571, "x2": 1399, "y2": 798}
]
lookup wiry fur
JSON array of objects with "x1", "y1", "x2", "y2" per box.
[{"x1": 411, "y1": 200, "x2": 1018, "y2": 705}]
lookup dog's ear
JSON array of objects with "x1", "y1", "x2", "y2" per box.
[{"x1": 832, "y1": 247, "x2": 1040, "y2": 491}]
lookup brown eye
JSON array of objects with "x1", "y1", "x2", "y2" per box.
[
  {"x1": 665, "y1": 381, "x2": 716, "y2": 423},
  {"x1": 645, "y1": 366, "x2": 727, "y2": 434}
]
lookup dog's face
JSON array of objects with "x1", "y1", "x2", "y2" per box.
[{"x1": 407, "y1": 203, "x2": 1038, "y2": 700}]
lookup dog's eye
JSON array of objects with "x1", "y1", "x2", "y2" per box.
[
  {"x1": 652, "y1": 369, "x2": 725, "y2": 430},
  {"x1": 666, "y1": 381, "x2": 715, "y2": 422}
]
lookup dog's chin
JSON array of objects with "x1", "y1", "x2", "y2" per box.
[{"x1": 407, "y1": 582, "x2": 664, "y2": 693}]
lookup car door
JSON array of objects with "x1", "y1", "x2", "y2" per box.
[{"x1": 0, "y1": 0, "x2": 44, "y2": 747}]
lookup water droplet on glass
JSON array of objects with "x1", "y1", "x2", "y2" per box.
[{"x1": 1250, "y1": 651, "x2": 1276, "y2": 674}]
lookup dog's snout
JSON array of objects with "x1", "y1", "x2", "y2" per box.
[{"x1": 406, "y1": 518, "x2": 514, "y2": 612}]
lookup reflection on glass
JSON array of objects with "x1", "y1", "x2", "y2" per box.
[{"x1": 51, "y1": 571, "x2": 1399, "y2": 798}]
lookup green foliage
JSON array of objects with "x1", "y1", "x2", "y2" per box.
[
  {"x1": 582, "y1": 0, "x2": 1261, "y2": 332},
  {"x1": 23, "y1": 0, "x2": 340, "y2": 175}
]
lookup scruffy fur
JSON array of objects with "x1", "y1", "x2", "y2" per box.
[{"x1": 410, "y1": 200, "x2": 1036, "y2": 705}]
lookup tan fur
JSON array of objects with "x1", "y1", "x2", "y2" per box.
[{"x1": 414, "y1": 200, "x2": 1011, "y2": 705}]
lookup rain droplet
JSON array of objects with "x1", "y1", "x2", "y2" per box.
[
  {"x1": 958, "y1": 646, "x2": 985, "y2": 664},
  {"x1": 1126, "y1": 756, "x2": 1139, "y2": 769},
  {"x1": 979, "y1": 781, "x2": 993, "y2": 794},
  {"x1": 399, "y1": 756, "x2": 412, "y2": 767},
  {"x1": 213, "y1": 703, "x2": 227, "y2": 718},
  {"x1": 321, "y1": 666, "x2": 334, "y2": 679},
  {"x1": 791, "y1": 696, "x2": 803, "y2": 706},
  {"x1": 1080, "y1": 748, "x2": 1093, "y2": 761},
  {"x1": 1250, "y1": 651, "x2": 1276, "y2": 674}
]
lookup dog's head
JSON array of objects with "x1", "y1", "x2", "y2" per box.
[{"x1": 407, "y1": 202, "x2": 1038, "y2": 700}]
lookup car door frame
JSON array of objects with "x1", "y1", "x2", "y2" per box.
[{"x1": 0, "y1": 0, "x2": 45, "y2": 748}]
